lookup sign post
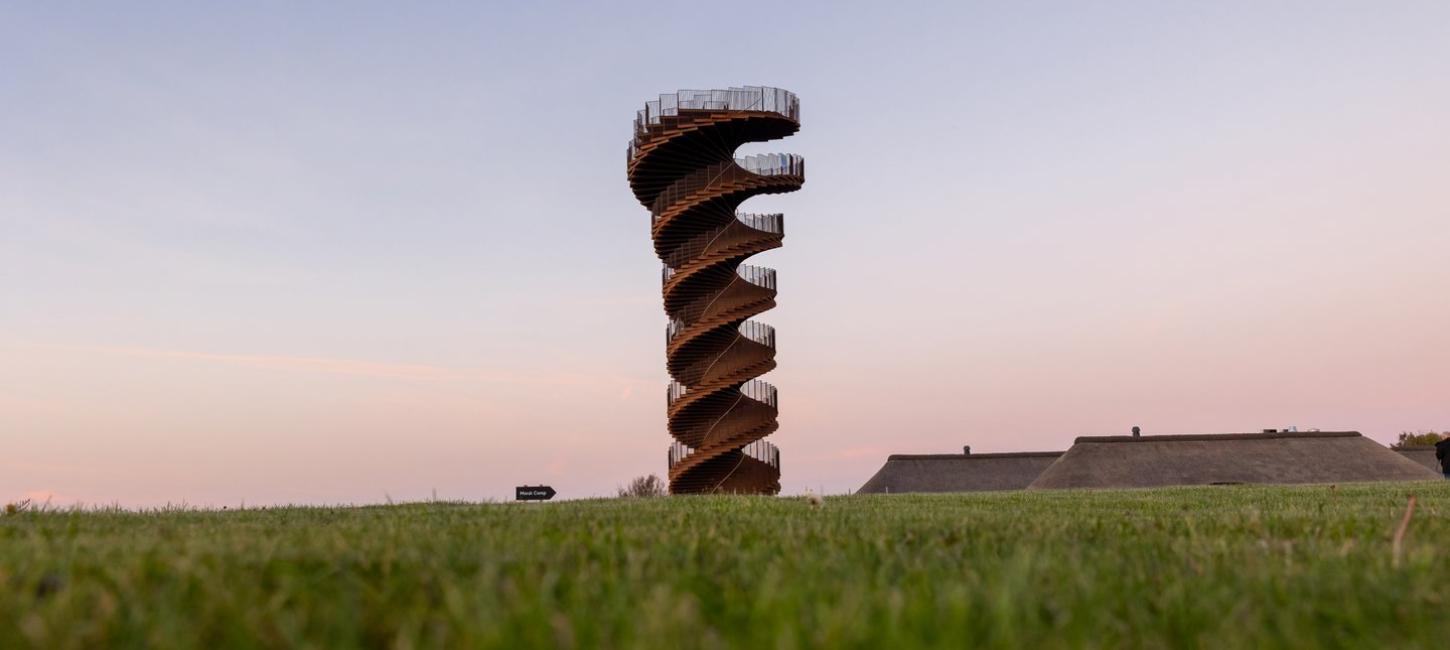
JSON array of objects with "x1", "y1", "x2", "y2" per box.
[{"x1": 515, "y1": 485, "x2": 556, "y2": 501}]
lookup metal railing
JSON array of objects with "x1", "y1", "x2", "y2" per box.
[
  {"x1": 736, "y1": 264, "x2": 775, "y2": 291},
  {"x1": 667, "y1": 378, "x2": 778, "y2": 410},
  {"x1": 669, "y1": 439, "x2": 780, "y2": 471},
  {"x1": 671, "y1": 320, "x2": 775, "y2": 385},
  {"x1": 738, "y1": 153, "x2": 803, "y2": 177},
  {"x1": 738, "y1": 320, "x2": 775, "y2": 348},
  {"x1": 667, "y1": 314, "x2": 775, "y2": 348},
  {"x1": 665, "y1": 265, "x2": 776, "y2": 340},
  {"x1": 739, "y1": 378, "x2": 777, "y2": 408},
  {"x1": 630, "y1": 86, "x2": 799, "y2": 161},
  {"x1": 737, "y1": 212, "x2": 784, "y2": 232},
  {"x1": 661, "y1": 213, "x2": 783, "y2": 273},
  {"x1": 668, "y1": 441, "x2": 689, "y2": 469},
  {"x1": 649, "y1": 155, "x2": 805, "y2": 225},
  {"x1": 745, "y1": 439, "x2": 780, "y2": 469}
]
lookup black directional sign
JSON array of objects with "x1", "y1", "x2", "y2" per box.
[{"x1": 515, "y1": 485, "x2": 556, "y2": 501}]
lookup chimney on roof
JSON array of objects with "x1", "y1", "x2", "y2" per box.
[
  {"x1": 963, "y1": 445, "x2": 971, "y2": 455},
  {"x1": 1131, "y1": 426, "x2": 1141, "y2": 438}
]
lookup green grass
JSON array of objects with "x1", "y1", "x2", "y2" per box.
[{"x1": 4, "y1": 482, "x2": 1450, "y2": 649}]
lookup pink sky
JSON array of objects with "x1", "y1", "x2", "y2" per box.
[{"x1": 3, "y1": 2, "x2": 1448, "y2": 506}]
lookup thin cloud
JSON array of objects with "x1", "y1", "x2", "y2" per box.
[
  {"x1": 9, "y1": 340, "x2": 656, "y2": 389},
  {"x1": 111, "y1": 346, "x2": 461, "y2": 380}
]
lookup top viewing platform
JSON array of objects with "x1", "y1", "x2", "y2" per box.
[{"x1": 629, "y1": 86, "x2": 800, "y2": 160}]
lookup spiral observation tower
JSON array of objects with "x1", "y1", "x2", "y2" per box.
[{"x1": 626, "y1": 86, "x2": 803, "y2": 495}]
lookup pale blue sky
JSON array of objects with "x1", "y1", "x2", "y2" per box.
[{"x1": 3, "y1": 2, "x2": 1448, "y2": 505}]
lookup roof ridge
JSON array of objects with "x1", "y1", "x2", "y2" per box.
[
  {"x1": 1074, "y1": 431, "x2": 1361, "y2": 444},
  {"x1": 887, "y1": 451, "x2": 1063, "y2": 460}
]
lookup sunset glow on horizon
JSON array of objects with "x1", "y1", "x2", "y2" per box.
[{"x1": 3, "y1": 2, "x2": 1447, "y2": 506}]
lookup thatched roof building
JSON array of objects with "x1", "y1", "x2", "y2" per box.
[
  {"x1": 1028, "y1": 431, "x2": 1438, "y2": 490},
  {"x1": 857, "y1": 450, "x2": 1062, "y2": 494},
  {"x1": 1396, "y1": 447, "x2": 1441, "y2": 473}
]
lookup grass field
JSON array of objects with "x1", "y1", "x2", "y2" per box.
[{"x1": 4, "y1": 482, "x2": 1450, "y2": 649}]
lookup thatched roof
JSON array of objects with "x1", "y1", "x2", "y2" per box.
[
  {"x1": 1028, "y1": 431, "x2": 1439, "y2": 490},
  {"x1": 1396, "y1": 447, "x2": 1441, "y2": 473},
  {"x1": 857, "y1": 451, "x2": 1062, "y2": 494}
]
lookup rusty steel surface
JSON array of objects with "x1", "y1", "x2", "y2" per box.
[{"x1": 626, "y1": 87, "x2": 803, "y2": 494}]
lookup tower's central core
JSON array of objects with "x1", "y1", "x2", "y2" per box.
[{"x1": 625, "y1": 87, "x2": 803, "y2": 495}]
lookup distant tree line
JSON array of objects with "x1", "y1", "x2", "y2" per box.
[{"x1": 1391, "y1": 431, "x2": 1447, "y2": 449}]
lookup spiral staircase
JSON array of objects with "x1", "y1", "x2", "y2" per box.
[{"x1": 626, "y1": 87, "x2": 803, "y2": 494}]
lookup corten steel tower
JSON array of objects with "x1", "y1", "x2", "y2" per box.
[{"x1": 626, "y1": 86, "x2": 803, "y2": 495}]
